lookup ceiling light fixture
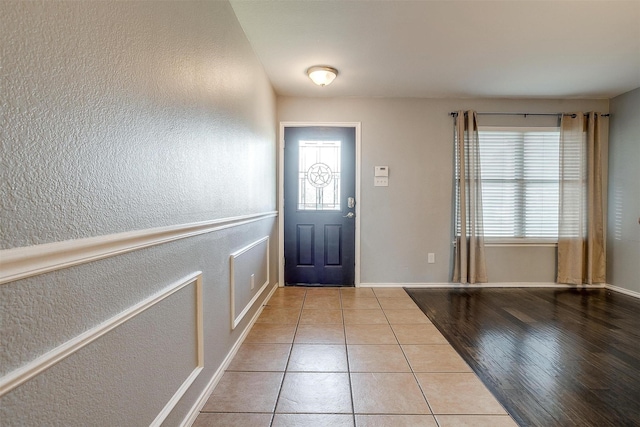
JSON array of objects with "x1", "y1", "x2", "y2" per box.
[{"x1": 307, "y1": 66, "x2": 338, "y2": 86}]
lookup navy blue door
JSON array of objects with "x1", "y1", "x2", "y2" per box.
[{"x1": 284, "y1": 127, "x2": 356, "y2": 286}]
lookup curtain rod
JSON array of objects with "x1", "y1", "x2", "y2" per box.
[{"x1": 449, "y1": 111, "x2": 610, "y2": 118}]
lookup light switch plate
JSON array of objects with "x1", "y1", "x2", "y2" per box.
[{"x1": 374, "y1": 177, "x2": 389, "y2": 186}]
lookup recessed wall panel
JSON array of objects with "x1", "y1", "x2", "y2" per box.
[
  {"x1": 230, "y1": 237, "x2": 270, "y2": 329},
  {"x1": 0, "y1": 275, "x2": 203, "y2": 426}
]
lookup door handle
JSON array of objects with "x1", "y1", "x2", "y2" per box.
[{"x1": 343, "y1": 212, "x2": 355, "y2": 219}]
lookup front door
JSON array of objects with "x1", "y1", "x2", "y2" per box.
[{"x1": 284, "y1": 126, "x2": 356, "y2": 286}]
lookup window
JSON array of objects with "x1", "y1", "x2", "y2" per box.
[
  {"x1": 297, "y1": 140, "x2": 341, "y2": 210},
  {"x1": 457, "y1": 127, "x2": 561, "y2": 241}
]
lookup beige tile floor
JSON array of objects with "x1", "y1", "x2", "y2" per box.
[{"x1": 195, "y1": 287, "x2": 518, "y2": 427}]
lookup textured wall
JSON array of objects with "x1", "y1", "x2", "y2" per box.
[
  {"x1": 608, "y1": 87, "x2": 640, "y2": 294},
  {"x1": 278, "y1": 97, "x2": 608, "y2": 284},
  {"x1": 1, "y1": 1, "x2": 275, "y2": 250},
  {"x1": 0, "y1": 1, "x2": 277, "y2": 425}
]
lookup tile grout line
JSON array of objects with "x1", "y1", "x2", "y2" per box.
[
  {"x1": 339, "y1": 289, "x2": 358, "y2": 426},
  {"x1": 378, "y1": 287, "x2": 440, "y2": 425},
  {"x1": 404, "y1": 288, "x2": 518, "y2": 424},
  {"x1": 269, "y1": 287, "x2": 354, "y2": 424},
  {"x1": 268, "y1": 288, "x2": 306, "y2": 427},
  {"x1": 196, "y1": 287, "x2": 518, "y2": 425}
]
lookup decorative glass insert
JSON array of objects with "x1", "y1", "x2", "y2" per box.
[{"x1": 298, "y1": 140, "x2": 341, "y2": 210}]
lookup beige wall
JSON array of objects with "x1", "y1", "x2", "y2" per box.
[
  {"x1": 0, "y1": 2, "x2": 276, "y2": 425},
  {"x1": 278, "y1": 97, "x2": 609, "y2": 284},
  {"x1": 607, "y1": 87, "x2": 640, "y2": 294}
]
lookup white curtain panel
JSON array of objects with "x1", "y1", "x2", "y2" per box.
[
  {"x1": 453, "y1": 110, "x2": 488, "y2": 284},
  {"x1": 557, "y1": 112, "x2": 606, "y2": 285}
]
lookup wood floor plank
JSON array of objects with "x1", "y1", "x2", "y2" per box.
[{"x1": 405, "y1": 288, "x2": 640, "y2": 427}]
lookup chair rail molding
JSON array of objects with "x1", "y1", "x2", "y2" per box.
[{"x1": 0, "y1": 211, "x2": 277, "y2": 285}]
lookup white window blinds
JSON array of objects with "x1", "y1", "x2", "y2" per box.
[{"x1": 476, "y1": 127, "x2": 560, "y2": 239}]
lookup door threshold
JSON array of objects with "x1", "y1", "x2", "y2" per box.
[{"x1": 285, "y1": 283, "x2": 355, "y2": 288}]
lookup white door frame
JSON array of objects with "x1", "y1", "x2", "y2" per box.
[{"x1": 278, "y1": 122, "x2": 362, "y2": 288}]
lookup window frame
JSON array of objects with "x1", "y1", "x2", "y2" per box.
[{"x1": 457, "y1": 125, "x2": 561, "y2": 246}]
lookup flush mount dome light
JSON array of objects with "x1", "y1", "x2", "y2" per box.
[{"x1": 307, "y1": 66, "x2": 338, "y2": 86}]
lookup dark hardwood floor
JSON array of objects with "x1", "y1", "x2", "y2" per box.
[{"x1": 405, "y1": 287, "x2": 640, "y2": 427}]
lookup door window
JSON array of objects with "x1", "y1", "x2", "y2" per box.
[{"x1": 297, "y1": 140, "x2": 341, "y2": 211}]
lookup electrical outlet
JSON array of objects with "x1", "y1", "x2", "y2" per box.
[
  {"x1": 428, "y1": 253, "x2": 435, "y2": 264},
  {"x1": 250, "y1": 274, "x2": 255, "y2": 290}
]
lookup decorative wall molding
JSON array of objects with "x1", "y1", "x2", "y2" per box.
[
  {"x1": 180, "y1": 282, "x2": 278, "y2": 427},
  {"x1": 0, "y1": 272, "x2": 204, "y2": 399},
  {"x1": 606, "y1": 283, "x2": 640, "y2": 300},
  {"x1": 0, "y1": 211, "x2": 277, "y2": 286},
  {"x1": 150, "y1": 274, "x2": 204, "y2": 427},
  {"x1": 230, "y1": 236, "x2": 270, "y2": 329},
  {"x1": 360, "y1": 282, "x2": 606, "y2": 289}
]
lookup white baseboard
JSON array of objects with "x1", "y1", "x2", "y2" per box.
[
  {"x1": 360, "y1": 282, "x2": 451, "y2": 288},
  {"x1": 606, "y1": 283, "x2": 640, "y2": 299},
  {"x1": 362, "y1": 281, "x2": 638, "y2": 299},
  {"x1": 180, "y1": 282, "x2": 279, "y2": 427},
  {"x1": 360, "y1": 282, "x2": 606, "y2": 289}
]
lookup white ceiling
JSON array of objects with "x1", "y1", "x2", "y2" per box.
[{"x1": 230, "y1": 0, "x2": 640, "y2": 99}]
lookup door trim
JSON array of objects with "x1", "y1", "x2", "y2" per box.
[{"x1": 278, "y1": 122, "x2": 361, "y2": 287}]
